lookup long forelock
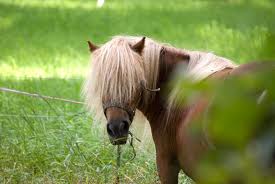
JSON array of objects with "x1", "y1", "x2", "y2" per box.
[
  {"x1": 101, "y1": 41, "x2": 144, "y2": 99},
  {"x1": 83, "y1": 36, "x2": 157, "y2": 117}
]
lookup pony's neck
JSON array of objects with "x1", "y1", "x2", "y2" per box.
[{"x1": 137, "y1": 46, "x2": 190, "y2": 128}]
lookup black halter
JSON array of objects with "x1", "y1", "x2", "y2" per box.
[
  {"x1": 102, "y1": 82, "x2": 160, "y2": 123},
  {"x1": 103, "y1": 101, "x2": 136, "y2": 122}
]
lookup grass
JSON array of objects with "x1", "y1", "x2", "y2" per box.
[
  {"x1": 0, "y1": 78, "x2": 158, "y2": 183},
  {"x1": 0, "y1": 0, "x2": 274, "y2": 183}
]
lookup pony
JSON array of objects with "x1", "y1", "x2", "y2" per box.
[{"x1": 83, "y1": 36, "x2": 274, "y2": 183}]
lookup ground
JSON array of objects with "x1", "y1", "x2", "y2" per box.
[{"x1": 0, "y1": 0, "x2": 274, "y2": 183}]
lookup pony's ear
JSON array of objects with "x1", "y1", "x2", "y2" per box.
[
  {"x1": 87, "y1": 41, "x2": 98, "y2": 52},
  {"x1": 131, "y1": 37, "x2": 146, "y2": 54}
]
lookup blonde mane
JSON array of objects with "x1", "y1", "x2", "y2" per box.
[
  {"x1": 82, "y1": 36, "x2": 162, "y2": 117},
  {"x1": 82, "y1": 35, "x2": 237, "y2": 120},
  {"x1": 167, "y1": 50, "x2": 237, "y2": 122}
]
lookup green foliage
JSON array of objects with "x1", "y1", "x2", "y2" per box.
[
  {"x1": 0, "y1": 0, "x2": 275, "y2": 183},
  {"x1": 175, "y1": 68, "x2": 275, "y2": 184}
]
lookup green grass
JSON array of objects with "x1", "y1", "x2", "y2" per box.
[
  {"x1": 0, "y1": 0, "x2": 275, "y2": 183},
  {"x1": 0, "y1": 78, "x2": 158, "y2": 183}
]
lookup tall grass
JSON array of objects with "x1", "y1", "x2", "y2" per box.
[
  {"x1": 0, "y1": 0, "x2": 274, "y2": 183},
  {"x1": 0, "y1": 78, "x2": 158, "y2": 183}
]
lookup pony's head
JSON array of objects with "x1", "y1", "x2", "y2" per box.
[{"x1": 83, "y1": 36, "x2": 153, "y2": 145}]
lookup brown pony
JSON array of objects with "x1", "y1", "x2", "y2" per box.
[{"x1": 83, "y1": 36, "x2": 274, "y2": 183}]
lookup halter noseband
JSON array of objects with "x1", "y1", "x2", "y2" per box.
[
  {"x1": 103, "y1": 83, "x2": 160, "y2": 123},
  {"x1": 103, "y1": 101, "x2": 136, "y2": 122}
]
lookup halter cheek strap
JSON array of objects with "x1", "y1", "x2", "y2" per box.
[{"x1": 103, "y1": 102, "x2": 136, "y2": 122}]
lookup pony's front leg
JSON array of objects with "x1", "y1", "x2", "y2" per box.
[{"x1": 156, "y1": 152, "x2": 180, "y2": 184}]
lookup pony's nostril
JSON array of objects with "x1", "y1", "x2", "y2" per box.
[
  {"x1": 120, "y1": 120, "x2": 129, "y2": 132},
  {"x1": 107, "y1": 124, "x2": 115, "y2": 137},
  {"x1": 107, "y1": 121, "x2": 129, "y2": 138}
]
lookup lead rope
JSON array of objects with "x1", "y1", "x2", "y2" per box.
[
  {"x1": 115, "y1": 145, "x2": 121, "y2": 184},
  {"x1": 115, "y1": 132, "x2": 141, "y2": 184},
  {"x1": 128, "y1": 131, "x2": 141, "y2": 161}
]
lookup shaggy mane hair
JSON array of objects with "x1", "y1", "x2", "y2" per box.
[{"x1": 166, "y1": 50, "x2": 237, "y2": 123}]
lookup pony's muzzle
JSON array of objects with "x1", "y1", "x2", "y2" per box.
[{"x1": 107, "y1": 120, "x2": 130, "y2": 145}]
